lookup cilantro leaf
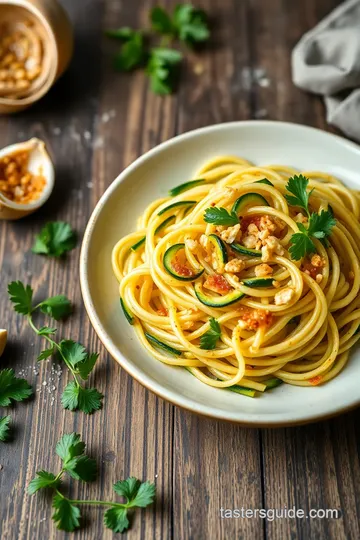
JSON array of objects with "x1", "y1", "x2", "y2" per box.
[
  {"x1": 113, "y1": 30, "x2": 146, "y2": 72},
  {"x1": 52, "y1": 495, "x2": 81, "y2": 532},
  {"x1": 203, "y1": 207, "x2": 239, "y2": 226},
  {"x1": 0, "y1": 415, "x2": 11, "y2": 442},
  {"x1": 200, "y1": 317, "x2": 221, "y2": 350},
  {"x1": 0, "y1": 369, "x2": 33, "y2": 406},
  {"x1": 32, "y1": 222, "x2": 77, "y2": 258},
  {"x1": 64, "y1": 455, "x2": 97, "y2": 482},
  {"x1": 289, "y1": 232, "x2": 316, "y2": 261},
  {"x1": 56, "y1": 432, "x2": 85, "y2": 462},
  {"x1": 59, "y1": 340, "x2": 87, "y2": 368},
  {"x1": 150, "y1": 6, "x2": 173, "y2": 34},
  {"x1": 173, "y1": 4, "x2": 210, "y2": 46},
  {"x1": 37, "y1": 347, "x2": 55, "y2": 361},
  {"x1": 113, "y1": 477, "x2": 156, "y2": 508},
  {"x1": 38, "y1": 295, "x2": 72, "y2": 320},
  {"x1": 61, "y1": 382, "x2": 103, "y2": 414},
  {"x1": 308, "y1": 210, "x2": 337, "y2": 239},
  {"x1": 8, "y1": 281, "x2": 33, "y2": 315},
  {"x1": 104, "y1": 507, "x2": 129, "y2": 533},
  {"x1": 285, "y1": 174, "x2": 313, "y2": 216},
  {"x1": 146, "y1": 47, "x2": 182, "y2": 95},
  {"x1": 75, "y1": 353, "x2": 99, "y2": 381},
  {"x1": 28, "y1": 471, "x2": 60, "y2": 494}
]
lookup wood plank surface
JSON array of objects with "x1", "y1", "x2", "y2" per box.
[{"x1": 1, "y1": 1, "x2": 359, "y2": 540}]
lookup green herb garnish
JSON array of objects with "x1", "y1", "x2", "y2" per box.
[
  {"x1": 0, "y1": 368, "x2": 33, "y2": 406},
  {"x1": 0, "y1": 415, "x2": 11, "y2": 442},
  {"x1": 200, "y1": 317, "x2": 221, "y2": 350},
  {"x1": 28, "y1": 433, "x2": 156, "y2": 533},
  {"x1": 32, "y1": 222, "x2": 77, "y2": 258},
  {"x1": 8, "y1": 281, "x2": 103, "y2": 414},
  {"x1": 285, "y1": 175, "x2": 336, "y2": 260},
  {"x1": 151, "y1": 4, "x2": 210, "y2": 47},
  {"x1": 203, "y1": 207, "x2": 239, "y2": 226},
  {"x1": 146, "y1": 47, "x2": 183, "y2": 95}
]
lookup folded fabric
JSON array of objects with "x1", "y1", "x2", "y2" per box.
[{"x1": 292, "y1": 0, "x2": 360, "y2": 142}]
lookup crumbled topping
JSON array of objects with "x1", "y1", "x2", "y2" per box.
[
  {"x1": 261, "y1": 236, "x2": 285, "y2": 261},
  {"x1": 220, "y1": 223, "x2": 241, "y2": 244},
  {"x1": 203, "y1": 274, "x2": 231, "y2": 294},
  {"x1": 237, "y1": 307, "x2": 273, "y2": 331},
  {"x1": 255, "y1": 263, "x2": 273, "y2": 277},
  {"x1": 274, "y1": 287, "x2": 295, "y2": 306},
  {"x1": 185, "y1": 238, "x2": 198, "y2": 252},
  {"x1": 295, "y1": 212, "x2": 308, "y2": 224},
  {"x1": 224, "y1": 258, "x2": 245, "y2": 273}
]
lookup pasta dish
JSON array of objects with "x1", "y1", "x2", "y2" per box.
[{"x1": 112, "y1": 156, "x2": 360, "y2": 398}]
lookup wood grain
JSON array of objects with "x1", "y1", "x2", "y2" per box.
[{"x1": 1, "y1": 1, "x2": 359, "y2": 540}]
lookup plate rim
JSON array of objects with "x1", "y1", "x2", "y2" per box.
[{"x1": 80, "y1": 120, "x2": 360, "y2": 427}]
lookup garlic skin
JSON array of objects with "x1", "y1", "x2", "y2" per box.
[
  {"x1": 0, "y1": 329, "x2": 7, "y2": 357},
  {"x1": 0, "y1": 137, "x2": 54, "y2": 220}
]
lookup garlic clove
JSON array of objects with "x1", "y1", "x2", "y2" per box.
[
  {"x1": 0, "y1": 137, "x2": 54, "y2": 219},
  {"x1": 0, "y1": 329, "x2": 7, "y2": 357}
]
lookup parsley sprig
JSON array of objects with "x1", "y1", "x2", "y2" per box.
[
  {"x1": 285, "y1": 175, "x2": 336, "y2": 260},
  {"x1": 32, "y1": 221, "x2": 77, "y2": 258},
  {"x1": 0, "y1": 368, "x2": 33, "y2": 442},
  {"x1": 8, "y1": 281, "x2": 103, "y2": 414},
  {"x1": 203, "y1": 207, "x2": 240, "y2": 226},
  {"x1": 106, "y1": 3, "x2": 210, "y2": 95},
  {"x1": 200, "y1": 318, "x2": 221, "y2": 350},
  {"x1": 29, "y1": 433, "x2": 156, "y2": 533}
]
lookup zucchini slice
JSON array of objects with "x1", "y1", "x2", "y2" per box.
[
  {"x1": 242, "y1": 277, "x2": 274, "y2": 288},
  {"x1": 185, "y1": 367, "x2": 256, "y2": 397},
  {"x1": 232, "y1": 193, "x2": 269, "y2": 215},
  {"x1": 145, "y1": 333, "x2": 181, "y2": 356},
  {"x1": 208, "y1": 234, "x2": 228, "y2": 265},
  {"x1": 194, "y1": 282, "x2": 245, "y2": 307},
  {"x1": 158, "y1": 200, "x2": 196, "y2": 216},
  {"x1": 255, "y1": 178, "x2": 274, "y2": 186},
  {"x1": 231, "y1": 243, "x2": 262, "y2": 257},
  {"x1": 264, "y1": 378, "x2": 283, "y2": 390},
  {"x1": 120, "y1": 298, "x2": 134, "y2": 325},
  {"x1": 130, "y1": 215, "x2": 175, "y2": 251},
  {"x1": 163, "y1": 243, "x2": 204, "y2": 281},
  {"x1": 169, "y1": 179, "x2": 205, "y2": 196}
]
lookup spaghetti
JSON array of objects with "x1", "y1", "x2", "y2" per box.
[{"x1": 112, "y1": 156, "x2": 360, "y2": 397}]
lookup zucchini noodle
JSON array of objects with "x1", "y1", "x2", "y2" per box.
[{"x1": 112, "y1": 156, "x2": 360, "y2": 397}]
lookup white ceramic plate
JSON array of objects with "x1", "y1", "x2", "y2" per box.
[{"x1": 80, "y1": 121, "x2": 360, "y2": 426}]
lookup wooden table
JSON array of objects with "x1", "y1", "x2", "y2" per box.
[{"x1": 1, "y1": 0, "x2": 359, "y2": 539}]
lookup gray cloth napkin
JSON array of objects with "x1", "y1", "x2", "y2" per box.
[{"x1": 292, "y1": 0, "x2": 360, "y2": 142}]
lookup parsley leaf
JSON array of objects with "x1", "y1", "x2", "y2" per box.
[
  {"x1": 59, "y1": 340, "x2": 87, "y2": 367},
  {"x1": 113, "y1": 30, "x2": 146, "y2": 72},
  {"x1": 8, "y1": 281, "x2": 33, "y2": 315},
  {"x1": 61, "y1": 382, "x2": 103, "y2": 414},
  {"x1": 203, "y1": 207, "x2": 239, "y2": 226},
  {"x1": 104, "y1": 507, "x2": 129, "y2": 533},
  {"x1": 32, "y1": 222, "x2": 77, "y2": 258},
  {"x1": 75, "y1": 353, "x2": 99, "y2": 381},
  {"x1": 105, "y1": 478, "x2": 156, "y2": 533},
  {"x1": 56, "y1": 432, "x2": 85, "y2": 462},
  {"x1": 39, "y1": 295, "x2": 72, "y2": 320},
  {"x1": 308, "y1": 210, "x2": 337, "y2": 239},
  {"x1": 285, "y1": 174, "x2": 313, "y2": 216},
  {"x1": 52, "y1": 495, "x2": 81, "y2": 532},
  {"x1": 150, "y1": 6, "x2": 173, "y2": 34},
  {"x1": 28, "y1": 471, "x2": 60, "y2": 494},
  {"x1": 173, "y1": 4, "x2": 210, "y2": 46},
  {"x1": 146, "y1": 47, "x2": 182, "y2": 95},
  {"x1": 200, "y1": 317, "x2": 221, "y2": 350},
  {"x1": 289, "y1": 233, "x2": 316, "y2": 261},
  {"x1": 289, "y1": 210, "x2": 336, "y2": 260},
  {"x1": 0, "y1": 415, "x2": 11, "y2": 442},
  {"x1": 105, "y1": 27, "x2": 134, "y2": 40},
  {"x1": 64, "y1": 455, "x2": 97, "y2": 482},
  {"x1": 0, "y1": 369, "x2": 33, "y2": 406},
  {"x1": 37, "y1": 347, "x2": 56, "y2": 361}
]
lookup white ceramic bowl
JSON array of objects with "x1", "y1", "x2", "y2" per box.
[{"x1": 80, "y1": 121, "x2": 360, "y2": 426}]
